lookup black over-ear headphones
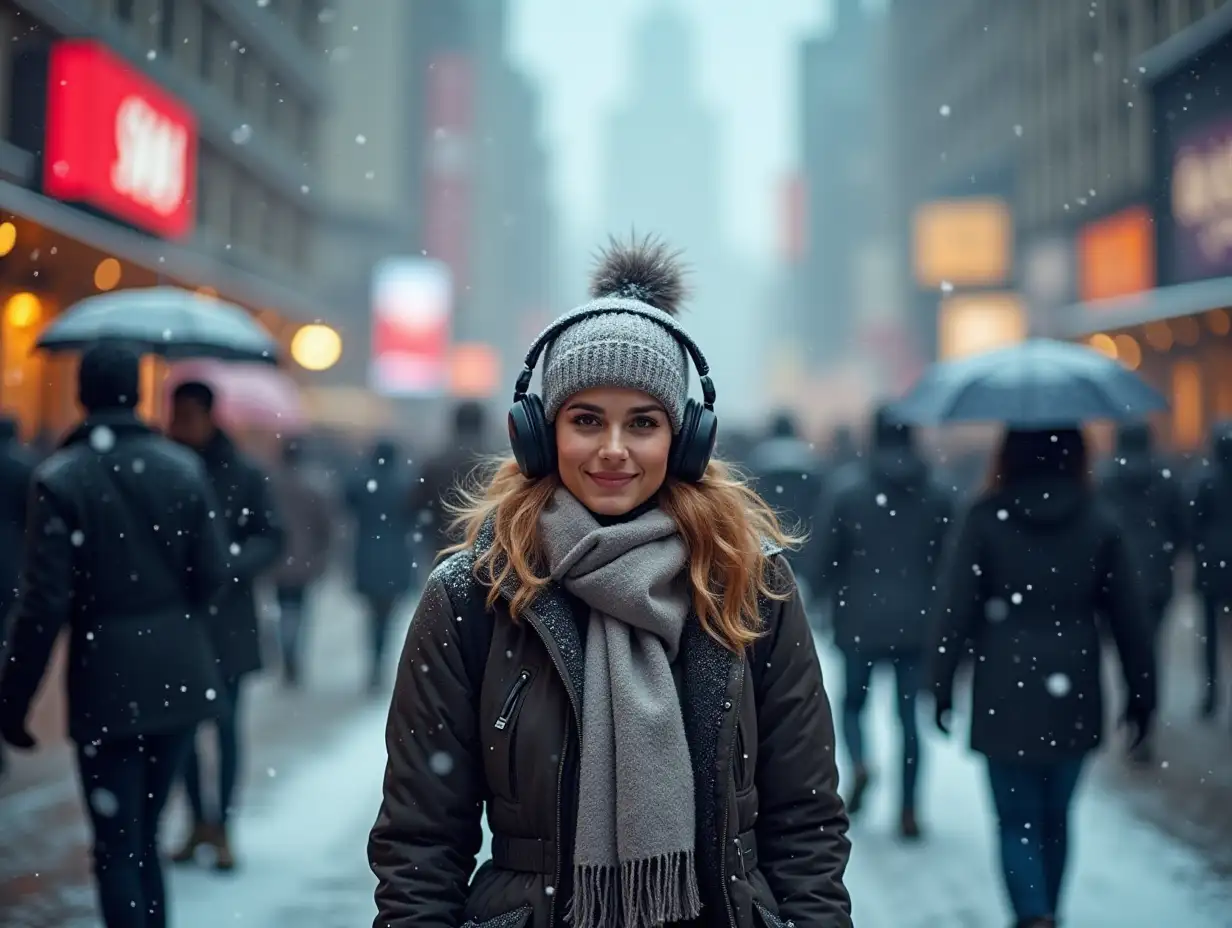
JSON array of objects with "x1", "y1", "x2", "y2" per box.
[{"x1": 507, "y1": 304, "x2": 718, "y2": 483}]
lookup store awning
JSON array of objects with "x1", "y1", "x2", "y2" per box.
[
  {"x1": 1056, "y1": 276, "x2": 1232, "y2": 338},
  {"x1": 0, "y1": 178, "x2": 329, "y2": 323}
]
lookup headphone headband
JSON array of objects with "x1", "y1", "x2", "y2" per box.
[{"x1": 513, "y1": 298, "x2": 716, "y2": 409}]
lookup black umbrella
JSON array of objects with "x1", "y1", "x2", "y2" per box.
[
  {"x1": 37, "y1": 287, "x2": 279, "y2": 364},
  {"x1": 893, "y1": 338, "x2": 1167, "y2": 427}
]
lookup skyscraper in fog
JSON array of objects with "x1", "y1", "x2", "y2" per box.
[
  {"x1": 604, "y1": 5, "x2": 721, "y2": 258},
  {"x1": 602, "y1": 3, "x2": 762, "y2": 420}
]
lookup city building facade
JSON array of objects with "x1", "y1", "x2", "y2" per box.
[{"x1": 0, "y1": 0, "x2": 332, "y2": 438}]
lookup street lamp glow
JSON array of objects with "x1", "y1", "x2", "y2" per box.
[
  {"x1": 4, "y1": 292, "x2": 42, "y2": 329},
  {"x1": 0, "y1": 222, "x2": 16, "y2": 257},
  {"x1": 94, "y1": 258, "x2": 122, "y2": 291},
  {"x1": 291, "y1": 323, "x2": 342, "y2": 371}
]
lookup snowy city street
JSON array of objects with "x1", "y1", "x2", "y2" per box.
[{"x1": 4, "y1": 581, "x2": 1232, "y2": 927}]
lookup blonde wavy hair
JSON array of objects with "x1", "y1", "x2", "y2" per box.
[{"x1": 447, "y1": 457, "x2": 801, "y2": 652}]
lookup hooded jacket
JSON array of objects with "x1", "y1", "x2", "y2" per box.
[
  {"x1": 930, "y1": 476, "x2": 1156, "y2": 762},
  {"x1": 814, "y1": 411, "x2": 953, "y2": 655},
  {"x1": 369, "y1": 524, "x2": 852, "y2": 928}
]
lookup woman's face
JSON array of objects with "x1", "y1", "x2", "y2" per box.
[{"x1": 555, "y1": 387, "x2": 673, "y2": 515}]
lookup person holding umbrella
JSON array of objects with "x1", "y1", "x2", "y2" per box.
[{"x1": 897, "y1": 339, "x2": 1162, "y2": 928}]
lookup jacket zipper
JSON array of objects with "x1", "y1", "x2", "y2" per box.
[
  {"x1": 521, "y1": 611, "x2": 582, "y2": 928},
  {"x1": 734, "y1": 721, "x2": 748, "y2": 787},
  {"x1": 720, "y1": 663, "x2": 746, "y2": 928},
  {"x1": 494, "y1": 669, "x2": 532, "y2": 730}
]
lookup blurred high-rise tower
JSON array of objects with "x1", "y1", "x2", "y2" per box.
[{"x1": 601, "y1": 2, "x2": 762, "y2": 420}]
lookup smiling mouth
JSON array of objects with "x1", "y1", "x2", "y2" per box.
[{"x1": 587, "y1": 472, "x2": 636, "y2": 488}]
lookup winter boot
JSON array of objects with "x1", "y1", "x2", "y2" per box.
[
  {"x1": 211, "y1": 825, "x2": 237, "y2": 872},
  {"x1": 846, "y1": 767, "x2": 872, "y2": 816},
  {"x1": 898, "y1": 808, "x2": 922, "y2": 841},
  {"x1": 170, "y1": 822, "x2": 211, "y2": 864}
]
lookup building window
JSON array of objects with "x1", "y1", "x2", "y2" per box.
[
  {"x1": 157, "y1": 0, "x2": 174, "y2": 51},
  {"x1": 115, "y1": 0, "x2": 135, "y2": 23}
]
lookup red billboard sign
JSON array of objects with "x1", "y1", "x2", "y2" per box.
[
  {"x1": 370, "y1": 257, "x2": 453, "y2": 397},
  {"x1": 44, "y1": 40, "x2": 197, "y2": 240}
]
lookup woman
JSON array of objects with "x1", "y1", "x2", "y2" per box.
[
  {"x1": 369, "y1": 238, "x2": 852, "y2": 928},
  {"x1": 930, "y1": 428, "x2": 1156, "y2": 928}
]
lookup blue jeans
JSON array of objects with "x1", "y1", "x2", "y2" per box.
[
  {"x1": 985, "y1": 757, "x2": 1085, "y2": 921},
  {"x1": 841, "y1": 651, "x2": 922, "y2": 812}
]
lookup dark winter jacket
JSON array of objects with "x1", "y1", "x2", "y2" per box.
[
  {"x1": 0, "y1": 412, "x2": 230, "y2": 744},
  {"x1": 1192, "y1": 430, "x2": 1232, "y2": 598},
  {"x1": 816, "y1": 449, "x2": 953, "y2": 655},
  {"x1": 929, "y1": 477, "x2": 1156, "y2": 763},
  {"x1": 1097, "y1": 439, "x2": 1185, "y2": 608},
  {"x1": 195, "y1": 429, "x2": 284, "y2": 678},
  {"x1": 268, "y1": 465, "x2": 335, "y2": 589},
  {"x1": 347, "y1": 447, "x2": 417, "y2": 601},
  {"x1": 747, "y1": 435, "x2": 825, "y2": 573},
  {"x1": 0, "y1": 425, "x2": 36, "y2": 618},
  {"x1": 369, "y1": 525, "x2": 852, "y2": 928},
  {"x1": 411, "y1": 441, "x2": 491, "y2": 556}
]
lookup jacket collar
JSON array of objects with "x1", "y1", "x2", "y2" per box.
[{"x1": 61, "y1": 410, "x2": 154, "y2": 448}]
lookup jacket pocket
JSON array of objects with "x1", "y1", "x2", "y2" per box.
[
  {"x1": 493, "y1": 668, "x2": 533, "y2": 801},
  {"x1": 754, "y1": 900, "x2": 795, "y2": 928},
  {"x1": 461, "y1": 904, "x2": 533, "y2": 928}
]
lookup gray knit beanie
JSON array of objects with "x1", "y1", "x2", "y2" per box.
[{"x1": 541, "y1": 237, "x2": 692, "y2": 432}]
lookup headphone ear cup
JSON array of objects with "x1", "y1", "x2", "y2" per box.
[
  {"x1": 507, "y1": 394, "x2": 554, "y2": 479},
  {"x1": 670, "y1": 400, "x2": 718, "y2": 483}
]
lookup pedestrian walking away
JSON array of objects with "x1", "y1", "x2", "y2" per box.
[
  {"x1": 268, "y1": 436, "x2": 336, "y2": 687},
  {"x1": 814, "y1": 404, "x2": 953, "y2": 839},
  {"x1": 369, "y1": 235, "x2": 853, "y2": 928},
  {"x1": 1191, "y1": 422, "x2": 1232, "y2": 720},
  {"x1": 0, "y1": 343, "x2": 231, "y2": 928},
  {"x1": 346, "y1": 438, "x2": 416, "y2": 692},
  {"x1": 929, "y1": 428, "x2": 1157, "y2": 928},
  {"x1": 168, "y1": 379, "x2": 285, "y2": 871},
  {"x1": 1096, "y1": 421, "x2": 1185, "y2": 761}
]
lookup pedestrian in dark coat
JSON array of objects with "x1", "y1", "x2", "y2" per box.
[
  {"x1": 167, "y1": 380, "x2": 284, "y2": 871},
  {"x1": 346, "y1": 438, "x2": 416, "y2": 690},
  {"x1": 369, "y1": 238, "x2": 851, "y2": 928},
  {"x1": 930, "y1": 428, "x2": 1155, "y2": 928},
  {"x1": 0, "y1": 415, "x2": 36, "y2": 620},
  {"x1": 268, "y1": 437, "x2": 336, "y2": 687},
  {"x1": 746, "y1": 410, "x2": 825, "y2": 582},
  {"x1": 411, "y1": 401, "x2": 493, "y2": 560},
  {"x1": 1190, "y1": 423, "x2": 1232, "y2": 719},
  {"x1": 813, "y1": 404, "x2": 952, "y2": 838},
  {"x1": 1097, "y1": 421, "x2": 1184, "y2": 758},
  {"x1": 0, "y1": 343, "x2": 229, "y2": 928}
]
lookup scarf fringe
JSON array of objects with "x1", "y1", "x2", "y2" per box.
[{"x1": 567, "y1": 850, "x2": 702, "y2": 928}]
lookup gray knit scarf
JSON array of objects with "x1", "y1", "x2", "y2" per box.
[{"x1": 539, "y1": 488, "x2": 702, "y2": 928}]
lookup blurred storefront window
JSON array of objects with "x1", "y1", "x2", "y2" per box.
[
  {"x1": 912, "y1": 198, "x2": 1013, "y2": 289},
  {"x1": 937, "y1": 292, "x2": 1026, "y2": 360},
  {"x1": 1078, "y1": 206, "x2": 1155, "y2": 302}
]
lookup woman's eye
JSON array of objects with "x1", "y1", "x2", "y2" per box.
[
  {"x1": 572, "y1": 414, "x2": 601, "y2": 427},
  {"x1": 631, "y1": 416, "x2": 661, "y2": 430}
]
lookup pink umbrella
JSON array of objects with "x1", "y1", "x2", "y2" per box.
[{"x1": 167, "y1": 359, "x2": 307, "y2": 432}]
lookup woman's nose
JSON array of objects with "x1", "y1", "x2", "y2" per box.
[{"x1": 598, "y1": 428, "x2": 629, "y2": 458}]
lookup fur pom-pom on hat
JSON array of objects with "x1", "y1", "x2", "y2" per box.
[{"x1": 589, "y1": 234, "x2": 688, "y2": 317}]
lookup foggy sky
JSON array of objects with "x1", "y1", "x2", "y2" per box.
[{"x1": 510, "y1": 0, "x2": 827, "y2": 263}]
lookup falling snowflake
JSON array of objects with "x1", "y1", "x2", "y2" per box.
[
  {"x1": 367, "y1": 479, "x2": 378, "y2": 492},
  {"x1": 939, "y1": 104, "x2": 951, "y2": 116},
  {"x1": 985, "y1": 598, "x2": 1009, "y2": 622},
  {"x1": 875, "y1": 493, "x2": 888, "y2": 507},
  {"x1": 1045, "y1": 673, "x2": 1071, "y2": 697},
  {"x1": 132, "y1": 458, "x2": 146, "y2": 474},
  {"x1": 90, "y1": 788, "x2": 119, "y2": 818},
  {"x1": 229, "y1": 542, "x2": 241, "y2": 556},
  {"x1": 231, "y1": 124, "x2": 253, "y2": 145},
  {"x1": 71, "y1": 530, "x2": 85, "y2": 547},
  {"x1": 90, "y1": 426, "x2": 116, "y2": 452},
  {"x1": 429, "y1": 751, "x2": 454, "y2": 775},
  {"x1": 1011, "y1": 592, "x2": 1023, "y2": 605},
  {"x1": 205, "y1": 688, "x2": 217, "y2": 701}
]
